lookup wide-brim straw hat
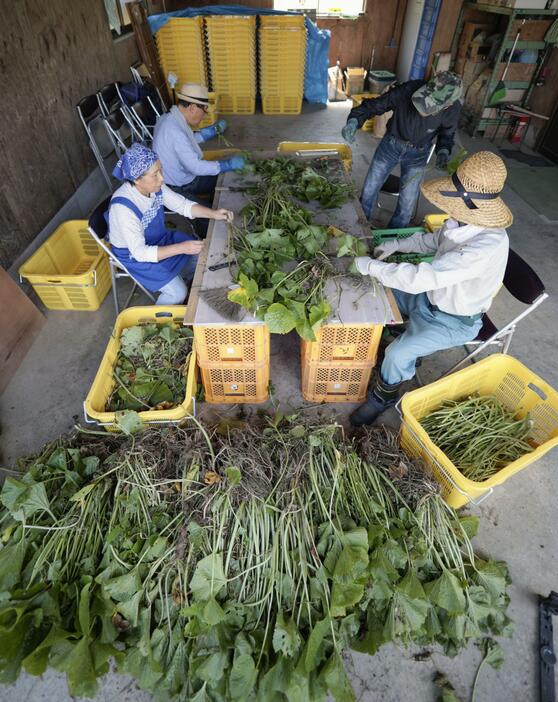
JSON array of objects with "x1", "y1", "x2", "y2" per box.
[
  {"x1": 421, "y1": 151, "x2": 513, "y2": 228},
  {"x1": 176, "y1": 83, "x2": 209, "y2": 106}
]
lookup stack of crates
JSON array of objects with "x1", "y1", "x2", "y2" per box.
[
  {"x1": 155, "y1": 17, "x2": 208, "y2": 90},
  {"x1": 259, "y1": 15, "x2": 307, "y2": 115},
  {"x1": 300, "y1": 324, "x2": 383, "y2": 403},
  {"x1": 205, "y1": 15, "x2": 257, "y2": 114},
  {"x1": 194, "y1": 325, "x2": 270, "y2": 403}
]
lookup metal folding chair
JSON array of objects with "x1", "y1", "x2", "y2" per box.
[
  {"x1": 126, "y1": 97, "x2": 158, "y2": 142},
  {"x1": 75, "y1": 95, "x2": 116, "y2": 189},
  {"x1": 88, "y1": 197, "x2": 156, "y2": 315},
  {"x1": 442, "y1": 248, "x2": 548, "y2": 376},
  {"x1": 129, "y1": 65, "x2": 167, "y2": 115}
]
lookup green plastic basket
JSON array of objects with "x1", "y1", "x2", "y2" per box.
[{"x1": 371, "y1": 226, "x2": 426, "y2": 248}]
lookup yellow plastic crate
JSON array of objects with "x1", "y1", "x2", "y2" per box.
[
  {"x1": 19, "y1": 220, "x2": 111, "y2": 311},
  {"x1": 84, "y1": 306, "x2": 197, "y2": 430},
  {"x1": 423, "y1": 213, "x2": 450, "y2": 232},
  {"x1": 260, "y1": 14, "x2": 305, "y2": 27},
  {"x1": 218, "y1": 95, "x2": 256, "y2": 115},
  {"x1": 350, "y1": 93, "x2": 379, "y2": 132},
  {"x1": 203, "y1": 147, "x2": 241, "y2": 161},
  {"x1": 262, "y1": 95, "x2": 303, "y2": 115},
  {"x1": 301, "y1": 358, "x2": 373, "y2": 403},
  {"x1": 277, "y1": 141, "x2": 352, "y2": 173},
  {"x1": 155, "y1": 17, "x2": 208, "y2": 86},
  {"x1": 400, "y1": 354, "x2": 558, "y2": 509},
  {"x1": 200, "y1": 362, "x2": 269, "y2": 404},
  {"x1": 302, "y1": 324, "x2": 383, "y2": 365},
  {"x1": 194, "y1": 324, "x2": 270, "y2": 366}
]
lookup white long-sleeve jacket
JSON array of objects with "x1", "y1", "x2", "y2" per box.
[
  {"x1": 108, "y1": 183, "x2": 196, "y2": 263},
  {"x1": 364, "y1": 219, "x2": 509, "y2": 316}
]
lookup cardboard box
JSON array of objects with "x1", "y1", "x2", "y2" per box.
[
  {"x1": 507, "y1": 19, "x2": 553, "y2": 42},
  {"x1": 493, "y1": 63, "x2": 537, "y2": 82},
  {"x1": 457, "y1": 22, "x2": 494, "y2": 59},
  {"x1": 344, "y1": 67, "x2": 367, "y2": 97},
  {"x1": 455, "y1": 59, "x2": 487, "y2": 88}
]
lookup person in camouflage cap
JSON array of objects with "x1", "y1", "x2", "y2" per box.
[
  {"x1": 342, "y1": 70, "x2": 464, "y2": 228},
  {"x1": 411, "y1": 71, "x2": 463, "y2": 116}
]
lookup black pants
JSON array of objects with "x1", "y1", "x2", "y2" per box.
[{"x1": 168, "y1": 175, "x2": 219, "y2": 237}]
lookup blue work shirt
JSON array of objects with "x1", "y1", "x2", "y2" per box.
[{"x1": 153, "y1": 107, "x2": 221, "y2": 187}]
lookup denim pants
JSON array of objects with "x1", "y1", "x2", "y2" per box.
[
  {"x1": 156, "y1": 256, "x2": 199, "y2": 305},
  {"x1": 379, "y1": 289, "x2": 483, "y2": 385},
  {"x1": 361, "y1": 135, "x2": 431, "y2": 227}
]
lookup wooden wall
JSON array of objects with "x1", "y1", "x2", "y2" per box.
[
  {"x1": 317, "y1": 0, "x2": 408, "y2": 73},
  {"x1": 426, "y1": 0, "x2": 463, "y2": 74},
  {"x1": 0, "y1": 0, "x2": 138, "y2": 269}
]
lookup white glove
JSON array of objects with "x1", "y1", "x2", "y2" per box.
[
  {"x1": 355, "y1": 256, "x2": 373, "y2": 275},
  {"x1": 373, "y1": 239, "x2": 399, "y2": 260}
]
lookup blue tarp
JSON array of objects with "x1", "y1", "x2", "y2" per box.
[{"x1": 147, "y1": 5, "x2": 330, "y2": 105}]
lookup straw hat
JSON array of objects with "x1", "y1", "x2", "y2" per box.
[
  {"x1": 176, "y1": 83, "x2": 209, "y2": 107},
  {"x1": 421, "y1": 151, "x2": 513, "y2": 228}
]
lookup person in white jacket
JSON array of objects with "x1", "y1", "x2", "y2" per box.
[{"x1": 350, "y1": 151, "x2": 512, "y2": 426}]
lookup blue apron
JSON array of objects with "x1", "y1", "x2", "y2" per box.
[{"x1": 108, "y1": 192, "x2": 195, "y2": 292}]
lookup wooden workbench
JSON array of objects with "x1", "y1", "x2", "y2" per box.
[{"x1": 184, "y1": 153, "x2": 401, "y2": 327}]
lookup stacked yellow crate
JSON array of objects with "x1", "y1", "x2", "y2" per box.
[
  {"x1": 259, "y1": 15, "x2": 307, "y2": 115},
  {"x1": 194, "y1": 325, "x2": 270, "y2": 403},
  {"x1": 155, "y1": 17, "x2": 208, "y2": 89},
  {"x1": 205, "y1": 16, "x2": 257, "y2": 115},
  {"x1": 300, "y1": 324, "x2": 383, "y2": 403}
]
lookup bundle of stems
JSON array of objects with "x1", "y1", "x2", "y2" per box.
[{"x1": 420, "y1": 395, "x2": 533, "y2": 481}]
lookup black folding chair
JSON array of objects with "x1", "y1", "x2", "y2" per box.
[
  {"x1": 88, "y1": 197, "x2": 156, "y2": 315},
  {"x1": 443, "y1": 247, "x2": 548, "y2": 375},
  {"x1": 75, "y1": 95, "x2": 116, "y2": 189},
  {"x1": 127, "y1": 98, "x2": 158, "y2": 142}
]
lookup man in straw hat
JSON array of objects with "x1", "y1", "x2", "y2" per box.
[
  {"x1": 153, "y1": 83, "x2": 245, "y2": 234},
  {"x1": 349, "y1": 151, "x2": 512, "y2": 427},
  {"x1": 342, "y1": 71, "x2": 463, "y2": 228}
]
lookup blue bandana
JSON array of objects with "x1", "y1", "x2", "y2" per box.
[{"x1": 113, "y1": 144, "x2": 159, "y2": 181}]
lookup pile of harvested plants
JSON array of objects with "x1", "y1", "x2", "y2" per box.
[
  {"x1": 225, "y1": 156, "x2": 369, "y2": 340},
  {"x1": 106, "y1": 322, "x2": 194, "y2": 412},
  {"x1": 420, "y1": 395, "x2": 533, "y2": 481},
  {"x1": 0, "y1": 416, "x2": 512, "y2": 700}
]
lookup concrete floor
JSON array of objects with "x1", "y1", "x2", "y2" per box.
[{"x1": 2, "y1": 99, "x2": 558, "y2": 701}]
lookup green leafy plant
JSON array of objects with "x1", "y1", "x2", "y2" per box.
[
  {"x1": 107, "y1": 323, "x2": 193, "y2": 412},
  {"x1": 0, "y1": 420, "x2": 513, "y2": 700}
]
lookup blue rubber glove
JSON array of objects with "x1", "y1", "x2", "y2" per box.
[
  {"x1": 215, "y1": 119, "x2": 227, "y2": 134},
  {"x1": 199, "y1": 124, "x2": 218, "y2": 140},
  {"x1": 219, "y1": 155, "x2": 246, "y2": 172},
  {"x1": 436, "y1": 149, "x2": 449, "y2": 170},
  {"x1": 342, "y1": 118, "x2": 358, "y2": 144}
]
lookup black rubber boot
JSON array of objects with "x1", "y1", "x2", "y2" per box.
[{"x1": 349, "y1": 376, "x2": 402, "y2": 427}]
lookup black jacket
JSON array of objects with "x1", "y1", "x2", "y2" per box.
[{"x1": 347, "y1": 79, "x2": 461, "y2": 153}]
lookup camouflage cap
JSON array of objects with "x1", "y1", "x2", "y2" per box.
[{"x1": 411, "y1": 71, "x2": 463, "y2": 116}]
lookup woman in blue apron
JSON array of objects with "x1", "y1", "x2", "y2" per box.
[{"x1": 108, "y1": 144, "x2": 233, "y2": 305}]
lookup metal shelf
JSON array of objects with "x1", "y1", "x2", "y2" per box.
[
  {"x1": 466, "y1": 3, "x2": 558, "y2": 16},
  {"x1": 488, "y1": 80, "x2": 532, "y2": 89},
  {"x1": 503, "y1": 40, "x2": 546, "y2": 49},
  {"x1": 454, "y1": 3, "x2": 557, "y2": 136}
]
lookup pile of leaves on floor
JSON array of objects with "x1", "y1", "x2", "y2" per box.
[{"x1": 0, "y1": 415, "x2": 512, "y2": 700}]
